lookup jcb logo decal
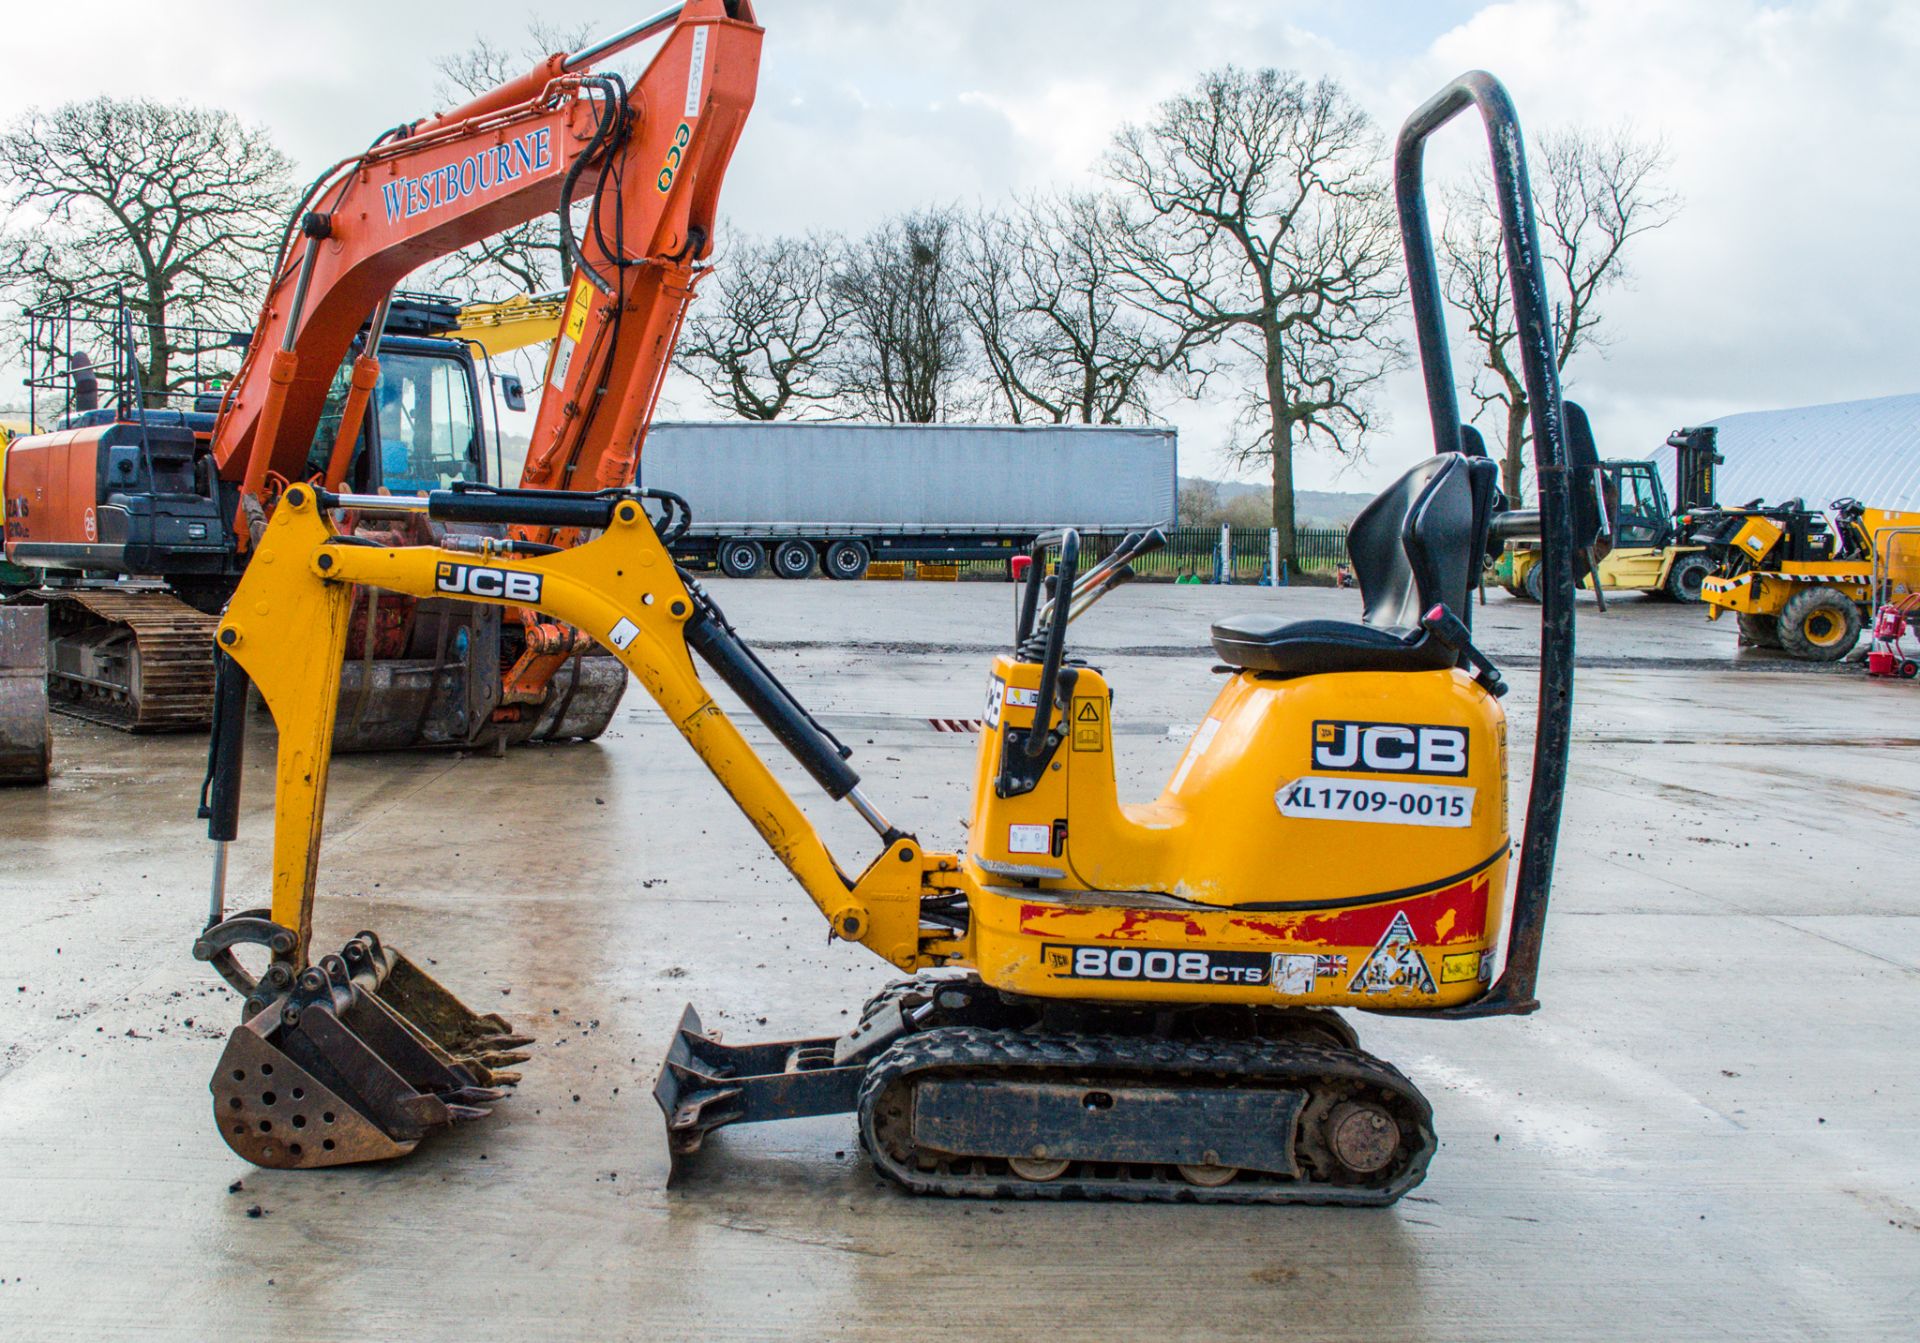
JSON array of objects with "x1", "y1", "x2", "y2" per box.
[
  {"x1": 434, "y1": 562, "x2": 543, "y2": 604},
  {"x1": 1311, "y1": 720, "x2": 1467, "y2": 776}
]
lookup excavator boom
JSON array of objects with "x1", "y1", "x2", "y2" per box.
[
  {"x1": 212, "y1": 0, "x2": 760, "y2": 516},
  {"x1": 2, "y1": 2, "x2": 763, "y2": 745}
]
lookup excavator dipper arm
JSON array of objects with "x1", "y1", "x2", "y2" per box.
[
  {"x1": 196, "y1": 480, "x2": 941, "y2": 1169},
  {"x1": 213, "y1": 485, "x2": 937, "y2": 974}
]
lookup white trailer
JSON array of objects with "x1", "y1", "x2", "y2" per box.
[{"x1": 638, "y1": 421, "x2": 1178, "y2": 578}]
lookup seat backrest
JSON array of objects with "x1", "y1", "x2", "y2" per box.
[{"x1": 1349, "y1": 453, "x2": 1494, "y2": 632}]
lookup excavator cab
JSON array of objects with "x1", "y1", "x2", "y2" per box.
[
  {"x1": 304, "y1": 337, "x2": 487, "y2": 498},
  {"x1": 1, "y1": 291, "x2": 623, "y2": 747}
]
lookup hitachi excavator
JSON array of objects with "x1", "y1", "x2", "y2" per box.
[
  {"x1": 0, "y1": 0, "x2": 759, "y2": 749},
  {"x1": 189, "y1": 41, "x2": 1609, "y2": 1205}
]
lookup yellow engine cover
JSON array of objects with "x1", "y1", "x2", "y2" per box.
[
  {"x1": 963, "y1": 657, "x2": 1510, "y2": 1011},
  {"x1": 1730, "y1": 515, "x2": 1783, "y2": 563}
]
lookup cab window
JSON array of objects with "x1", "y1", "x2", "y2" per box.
[
  {"x1": 375, "y1": 352, "x2": 479, "y2": 494},
  {"x1": 1612, "y1": 466, "x2": 1665, "y2": 546},
  {"x1": 304, "y1": 360, "x2": 356, "y2": 482},
  {"x1": 1619, "y1": 468, "x2": 1663, "y2": 517}
]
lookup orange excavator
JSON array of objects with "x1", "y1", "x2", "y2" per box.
[{"x1": 0, "y1": 1, "x2": 760, "y2": 750}]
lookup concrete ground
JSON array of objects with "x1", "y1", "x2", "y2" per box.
[{"x1": 0, "y1": 581, "x2": 1915, "y2": 1341}]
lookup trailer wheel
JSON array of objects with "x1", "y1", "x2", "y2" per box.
[
  {"x1": 1777, "y1": 587, "x2": 1861, "y2": 661},
  {"x1": 771, "y1": 540, "x2": 818, "y2": 580},
  {"x1": 1737, "y1": 614, "x2": 1782, "y2": 649},
  {"x1": 718, "y1": 539, "x2": 766, "y2": 579},
  {"x1": 824, "y1": 540, "x2": 870, "y2": 581},
  {"x1": 1664, "y1": 553, "x2": 1711, "y2": 603}
]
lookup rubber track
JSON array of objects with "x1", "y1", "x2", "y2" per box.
[{"x1": 855, "y1": 1026, "x2": 1436, "y2": 1206}]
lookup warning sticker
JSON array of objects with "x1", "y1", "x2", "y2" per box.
[
  {"x1": 563, "y1": 278, "x2": 592, "y2": 342},
  {"x1": 1349, "y1": 911, "x2": 1437, "y2": 995},
  {"x1": 1272, "y1": 953, "x2": 1347, "y2": 995},
  {"x1": 607, "y1": 617, "x2": 640, "y2": 651},
  {"x1": 1071, "y1": 697, "x2": 1104, "y2": 752},
  {"x1": 1273, "y1": 954, "x2": 1315, "y2": 994},
  {"x1": 1007, "y1": 823, "x2": 1051, "y2": 855},
  {"x1": 1440, "y1": 950, "x2": 1481, "y2": 984}
]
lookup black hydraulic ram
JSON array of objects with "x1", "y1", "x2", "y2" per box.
[
  {"x1": 424, "y1": 481, "x2": 625, "y2": 530},
  {"x1": 197, "y1": 649, "x2": 252, "y2": 926},
  {"x1": 1393, "y1": 72, "x2": 1593, "y2": 1018},
  {"x1": 682, "y1": 587, "x2": 862, "y2": 803}
]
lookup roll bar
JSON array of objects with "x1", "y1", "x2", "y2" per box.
[{"x1": 1393, "y1": 72, "x2": 1575, "y2": 1018}]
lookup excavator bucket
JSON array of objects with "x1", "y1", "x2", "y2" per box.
[
  {"x1": 0, "y1": 605, "x2": 51, "y2": 785},
  {"x1": 330, "y1": 596, "x2": 628, "y2": 753},
  {"x1": 210, "y1": 932, "x2": 529, "y2": 1169}
]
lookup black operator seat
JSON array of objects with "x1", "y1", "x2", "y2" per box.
[{"x1": 1210, "y1": 451, "x2": 1501, "y2": 677}]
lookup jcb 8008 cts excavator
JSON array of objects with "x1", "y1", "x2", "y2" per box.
[
  {"x1": 1, "y1": 0, "x2": 760, "y2": 749},
  {"x1": 189, "y1": 33, "x2": 1608, "y2": 1204}
]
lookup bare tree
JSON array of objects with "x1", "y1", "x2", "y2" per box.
[
  {"x1": 831, "y1": 208, "x2": 970, "y2": 423},
  {"x1": 675, "y1": 231, "x2": 847, "y2": 419},
  {"x1": 0, "y1": 97, "x2": 293, "y2": 401},
  {"x1": 1175, "y1": 477, "x2": 1222, "y2": 527},
  {"x1": 1105, "y1": 67, "x2": 1404, "y2": 563},
  {"x1": 429, "y1": 21, "x2": 593, "y2": 298},
  {"x1": 1442, "y1": 126, "x2": 1678, "y2": 504},
  {"x1": 963, "y1": 193, "x2": 1170, "y2": 424}
]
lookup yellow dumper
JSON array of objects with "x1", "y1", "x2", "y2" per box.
[{"x1": 1701, "y1": 498, "x2": 1920, "y2": 659}]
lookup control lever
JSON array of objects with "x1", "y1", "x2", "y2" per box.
[
  {"x1": 1066, "y1": 530, "x2": 1145, "y2": 600},
  {"x1": 1421, "y1": 604, "x2": 1507, "y2": 697},
  {"x1": 1066, "y1": 565, "x2": 1136, "y2": 624},
  {"x1": 1037, "y1": 527, "x2": 1164, "y2": 634}
]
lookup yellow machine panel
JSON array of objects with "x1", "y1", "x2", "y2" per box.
[{"x1": 964, "y1": 658, "x2": 1506, "y2": 1010}]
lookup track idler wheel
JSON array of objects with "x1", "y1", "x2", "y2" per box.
[{"x1": 209, "y1": 934, "x2": 531, "y2": 1169}]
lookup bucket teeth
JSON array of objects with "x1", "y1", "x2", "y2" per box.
[
  {"x1": 209, "y1": 932, "x2": 531, "y2": 1170},
  {"x1": 341, "y1": 931, "x2": 525, "y2": 1057}
]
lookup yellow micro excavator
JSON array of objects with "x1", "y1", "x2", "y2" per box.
[{"x1": 190, "y1": 61, "x2": 1606, "y2": 1204}]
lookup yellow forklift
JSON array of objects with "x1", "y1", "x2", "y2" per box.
[{"x1": 1499, "y1": 425, "x2": 1721, "y2": 602}]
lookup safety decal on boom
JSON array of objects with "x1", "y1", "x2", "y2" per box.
[{"x1": 1348, "y1": 911, "x2": 1437, "y2": 995}]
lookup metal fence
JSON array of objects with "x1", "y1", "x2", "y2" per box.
[{"x1": 957, "y1": 524, "x2": 1349, "y2": 583}]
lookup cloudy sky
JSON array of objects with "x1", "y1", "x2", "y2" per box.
[{"x1": 5, "y1": 0, "x2": 1919, "y2": 492}]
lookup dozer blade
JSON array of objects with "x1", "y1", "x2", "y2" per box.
[
  {"x1": 0, "y1": 605, "x2": 51, "y2": 785},
  {"x1": 651, "y1": 1005, "x2": 864, "y2": 1177},
  {"x1": 211, "y1": 935, "x2": 529, "y2": 1170}
]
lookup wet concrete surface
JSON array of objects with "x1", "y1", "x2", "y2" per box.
[{"x1": 0, "y1": 581, "x2": 1914, "y2": 1340}]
